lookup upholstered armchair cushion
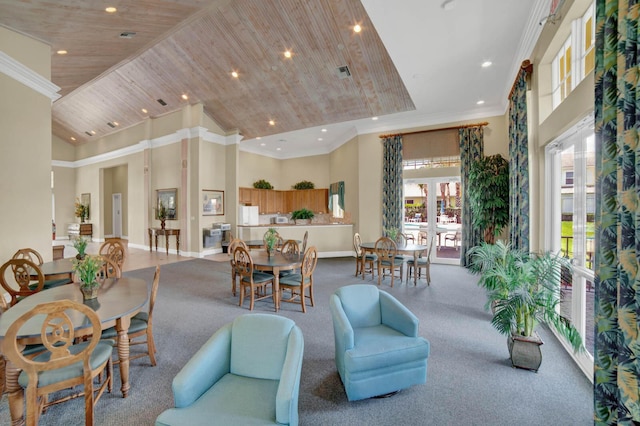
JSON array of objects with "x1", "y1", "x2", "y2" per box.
[
  {"x1": 330, "y1": 284, "x2": 430, "y2": 401},
  {"x1": 155, "y1": 314, "x2": 304, "y2": 426}
]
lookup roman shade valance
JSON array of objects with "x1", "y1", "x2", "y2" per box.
[{"x1": 402, "y1": 129, "x2": 459, "y2": 160}]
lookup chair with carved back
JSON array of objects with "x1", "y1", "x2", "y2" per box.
[
  {"x1": 228, "y1": 239, "x2": 249, "y2": 296},
  {"x1": 279, "y1": 239, "x2": 301, "y2": 279},
  {"x1": 234, "y1": 247, "x2": 276, "y2": 311},
  {"x1": 353, "y1": 233, "x2": 376, "y2": 280},
  {"x1": 1, "y1": 300, "x2": 113, "y2": 426},
  {"x1": 98, "y1": 240, "x2": 126, "y2": 271},
  {"x1": 375, "y1": 237, "x2": 403, "y2": 287},
  {"x1": 99, "y1": 257, "x2": 122, "y2": 279},
  {"x1": 279, "y1": 246, "x2": 318, "y2": 313},
  {"x1": 102, "y1": 265, "x2": 160, "y2": 366},
  {"x1": 301, "y1": 231, "x2": 309, "y2": 254},
  {"x1": 0, "y1": 259, "x2": 45, "y2": 307},
  {"x1": 407, "y1": 236, "x2": 435, "y2": 285},
  {"x1": 12, "y1": 248, "x2": 44, "y2": 266}
]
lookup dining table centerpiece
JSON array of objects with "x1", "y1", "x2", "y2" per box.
[
  {"x1": 73, "y1": 236, "x2": 88, "y2": 260},
  {"x1": 72, "y1": 254, "x2": 104, "y2": 300},
  {"x1": 264, "y1": 227, "x2": 279, "y2": 257}
]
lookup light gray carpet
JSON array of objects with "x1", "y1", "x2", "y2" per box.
[{"x1": 0, "y1": 257, "x2": 593, "y2": 425}]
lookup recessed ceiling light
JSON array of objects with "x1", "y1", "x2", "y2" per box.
[
  {"x1": 321, "y1": 128, "x2": 327, "y2": 132},
  {"x1": 269, "y1": 120, "x2": 275, "y2": 126},
  {"x1": 181, "y1": 94, "x2": 188, "y2": 100},
  {"x1": 372, "y1": 117, "x2": 378, "y2": 120},
  {"x1": 481, "y1": 61, "x2": 492, "y2": 68},
  {"x1": 353, "y1": 24, "x2": 362, "y2": 33},
  {"x1": 141, "y1": 108, "x2": 148, "y2": 114},
  {"x1": 318, "y1": 138, "x2": 323, "y2": 141},
  {"x1": 70, "y1": 136, "x2": 76, "y2": 141},
  {"x1": 90, "y1": 130, "x2": 96, "y2": 135},
  {"x1": 231, "y1": 71, "x2": 239, "y2": 78},
  {"x1": 476, "y1": 100, "x2": 485, "y2": 105},
  {"x1": 276, "y1": 147, "x2": 282, "y2": 151},
  {"x1": 284, "y1": 50, "x2": 292, "y2": 59},
  {"x1": 105, "y1": 6, "x2": 117, "y2": 13},
  {"x1": 56, "y1": 50, "x2": 67, "y2": 55},
  {"x1": 260, "y1": 143, "x2": 266, "y2": 146},
  {"x1": 256, "y1": 136, "x2": 261, "y2": 140}
]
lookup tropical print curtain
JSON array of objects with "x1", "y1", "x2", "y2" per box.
[
  {"x1": 508, "y1": 69, "x2": 530, "y2": 252},
  {"x1": 459, "y1": 126, "x2": 484, "y2": 266},
  {"x1": 593, "y1": 0, "x2": 640, "y2": 423},
  {"x1": 382, "y1": 136, "x2": 403, "y2": 233}
]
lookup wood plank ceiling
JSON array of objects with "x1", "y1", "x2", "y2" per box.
[{"x1": 0, "y1": 0, "x2": 414, "y2": 145}]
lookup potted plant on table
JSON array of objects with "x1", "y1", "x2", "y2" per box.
[
  {"x1": 468, "y1": 240, "x2": 583, "y2": 371},
  {"x1": 73, "y1": 236, "x2": 88, "y2": 260},
  {"x1": 264, "y1": 227, "x2": 279, "y2": 256},
  {"x1": 72, "y1": 254, "x2": 105, "y2": 300},
  {"x1": 291, "y1": 208, "x2": 314, "y2": 225},
  {"x1": 157, "y1": 201, "x2": 167, "y2": 230}
]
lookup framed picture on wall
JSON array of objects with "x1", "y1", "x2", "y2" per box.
[
  {"x1": 156, "y1": 188, "x2": 177, "y2": 220},
  {"x1": 202, "y1": 190, "x2": 224, "y2": 216}
]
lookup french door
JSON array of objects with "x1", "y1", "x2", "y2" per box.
[{"x1": 545, "y1": 116, "x2": 595, "y2": 375}]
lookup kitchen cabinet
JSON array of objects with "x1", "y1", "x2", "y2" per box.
[{"x1": 239, "y1": 188, "x2": 328, "y2": 214}]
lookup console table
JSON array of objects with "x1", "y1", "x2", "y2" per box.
[
  {"x1": 148, "y1": 228, "x2": 180, "y2": 255},
  {"x1": 68, "y1": 223, "x2": 92, "y2": 239}
]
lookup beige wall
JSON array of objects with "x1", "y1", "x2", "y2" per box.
[
  {"x1": 0, "y1": 28, "x2": 54, "y2": 262},
  {"x1": 281, "y1": 155, "x2": 331, "y2": 189},
  {"x1": 329, "y1": 136, "x2": 360, "y2": 231},
  {"x1": 238, "y1": 151, "x2": 283, "y2": 189}
]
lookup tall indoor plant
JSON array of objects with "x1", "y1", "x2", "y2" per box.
[
  {"x1": 469, "y1": 240, "x2": 583, "y2": 371},
  {"x1": 468, "y1": 154, "x2": 509, "y2": 243}
]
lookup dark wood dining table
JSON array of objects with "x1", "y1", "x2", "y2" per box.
[
  {"x1": 250, "y1": 251, "x2": 302, "y2": 311},
  {"x1": 0, "y1": 277, "x2": 148, "y2": 425},
  {"x1": 360, "y1": 241, "x2": 429, "y2": 285}
]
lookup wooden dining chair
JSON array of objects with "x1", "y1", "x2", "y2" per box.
[
  {"x1": 99, "y1": 257, "x2": 122, "y2": 279},
  {"x1": 1, "y1": 300, "x2": 113, "y2": 426},
  {"x1": 12, "y1": 248, "x2": 44, "y2": 266},
  {"x1": 101, "y1": 265, "x2": 160, "y2": 366},
  {"x1": 301, "y1": 230, "x2": 309, "y2": 254},
  {"x1": 98, "y1": 240, "x2": 126, "y2": 270},
  {"x1": 375, "y1": 237, "x2": 403, "y2": 287},
  {"x1": 0, "y1": 259, "x2": 45, "y2": 307},
  {"x1": 353, "y1": 233, "x2": 376, "y2": 280},
  {"x1": 407, "y1": 236, "x2": 435, "y2": 285},
  {"x1": 234, "y1": 247, "x2": 276, "y2": 311},
  {"x1": 279, "y1": 240, "x2": 301, "y2": 278},
  {"x1": 228, "y1": 239, "x2": 248, "y2": 296},
  {"x1": 279, "y1": 246, "x2": 318, "y2": 313}
]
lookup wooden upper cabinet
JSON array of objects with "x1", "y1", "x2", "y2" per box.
[{"x1": 238, "y1": 187, "x2": 329, "y2": 214}]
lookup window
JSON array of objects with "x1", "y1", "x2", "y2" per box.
[
  {"x1": 564, "y1": 170, "x2": 574, "y2": 185},
  {"x1": 580, "y1": 4, "x2": 595, "y2": 78},
  {"x1": 552, "y1": 37, "x2": 572, "y2": 108},
  {"x1": 330, "y1": 194, "x2": 343, "y2": 218}
]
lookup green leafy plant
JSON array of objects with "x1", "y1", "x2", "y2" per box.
[
  {"x1": 73, "y1": 236, "x2": 88, "y2": 259},
  {"x1": 468, "y1": 154, "x2": 509, "y2": 244},
  {"x1": 72, "y1": 254, "x2": 104, "y2": 289},
  {"x1": 74, "y1": 198, "x2": 89, "y2": 222},
  {"x1": 156, "y1": 200, "x2": 167, "y2": 220},
  {"x1": 468, "y1": 240, "x2": 583, "y2": 353},
  {"x1": 253, "y1": 179, "x2": 273, "y2": 189},
  {"x1": 292, "y1": 180, "x2": 315, "y2": 190},
  {"x1": 264, "y1": 227, "x2": 279, "y2": 252},
  {"x1": 384, "y1": 227, "x2": 399, "y2": 242},
  {"x1": 291, "y1": 208, "x2": 314, "y2": 220}
]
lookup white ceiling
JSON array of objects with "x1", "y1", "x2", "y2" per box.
[{"x1": 241, "y1": 0, "x2": 550, "y2": 158}]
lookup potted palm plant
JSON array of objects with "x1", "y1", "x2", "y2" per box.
[
  {"x1": 264, "y1": 227, "x2": 279, "y2": 256},
  {"x1": 73, "y1": 236, "x2": 88, "y2": 260},
  {"x1": 468, "y1": 240, "x2": 583, "y2": 371},
  {"x1": 291, "y1": 208, "x2": 314, "y2": 225}
]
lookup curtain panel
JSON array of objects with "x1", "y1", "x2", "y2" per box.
[
  {"x1": 459, "y1": 127, "x2": 484, "y2": 267},
  {"x1": 382, "y1": 136, "x2": 403, "y2": 232},
  {"x1": 508, "y1": 69, "x2": 530, "y2": 252},
  {"x1": 594, "y1": 0, "x2": 640, "y2": 423}
]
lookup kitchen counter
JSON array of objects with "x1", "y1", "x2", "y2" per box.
[{"x1": 237, "y1": 224, "x2": 353, "y2": 257}]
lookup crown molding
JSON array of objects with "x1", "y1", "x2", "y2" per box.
[{"x1": 0, "y1": 51, "x2": 61, "y2": 101}]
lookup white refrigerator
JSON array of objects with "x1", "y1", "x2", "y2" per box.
[{"x1": 238, "y1": 205, "x2": 259, "y2": 226}]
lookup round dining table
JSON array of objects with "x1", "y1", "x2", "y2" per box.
[
  {"x1": 38, "y1": 258, "x2": 75, "y2": 284},
  {"x1": 360, "y1": 241, "x2": 429, "y2": 285},
  {"x1": 0, "y1": 277, "x2": 148, "y2": 424},
  {"x1": 250, "y1": 251, "x2": 302, "y2": 311}
]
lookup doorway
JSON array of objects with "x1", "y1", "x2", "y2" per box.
[{"x1": 404, "y1": 177, "x2": 461, "y2": 264}]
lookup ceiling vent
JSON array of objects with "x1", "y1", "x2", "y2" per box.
[
  {"x1": 84, "y1": 131, "x2": 93, "y2": 136},
  {"x1": 157, "y1": 99, "x2": 167, "y2": 106},
  {"x1": 120, "y1": 31, "x2": 136, "y2": 39},
  {"x1": 337, "y1": 65, "x2": 351, "y2": 79},
  {"x1": 107, "y1": 122, "x2": 116, "y2": 128}
]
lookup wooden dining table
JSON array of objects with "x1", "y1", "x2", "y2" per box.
[
  {"x1": 250, "y1": 251, "x2": 302, "y2": 311},
  {"x1": 0, "y1": 277, "x2": 148, "y2": 425},
  {"x1": 360, "y1": 241, "x2": 429, "y2": 285},
  {"x1": 37, "y1": 258, "x2": 75, "y2": 284}
]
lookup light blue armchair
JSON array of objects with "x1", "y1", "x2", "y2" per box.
[
  {"x1": 330, "y1": 284, "x2": 430, "y2": 401},
  {"x1": 155, "y1": 314, "x2": 304, "y2": 426}
]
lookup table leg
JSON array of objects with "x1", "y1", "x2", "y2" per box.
[
  {"x1": 148, "y1": 230, "x2": 152, "y2": 252},
  {"x1": 154, "y1": 235, "x2": 158, "y2": 252},
  {"x1": 176, "y1": 234, "x2": 180, "y2": 255},
  {"x1": 5, "y1": 358, "x2": 24, "y2": 426},
  {"x1": 165, "y1": 235, "x2": 169, "y2": 255},
  {"x1": 116, "y1": 316, "x2": 132, "y2": 398},
  {"x1": 413, "y1": 250, "x2": 419, "y2": 286},
  {"x1": 273, "y1": 268, "x2": 280, "y2": 312}
]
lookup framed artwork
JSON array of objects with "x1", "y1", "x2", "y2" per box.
[
  {"x1": 202, "y1": 190, "x2": 224, "y2": 216},
  {"x1": 156, "y1": 188, "x2": 178, "y2": 220}
]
